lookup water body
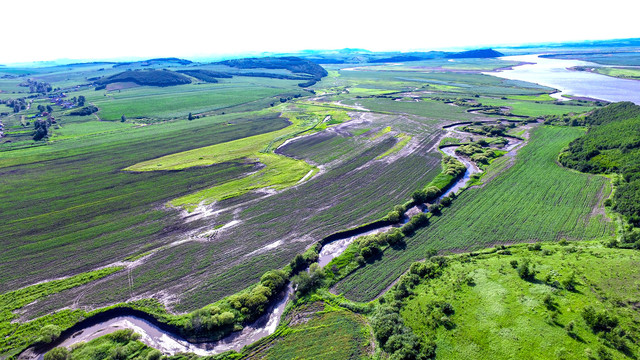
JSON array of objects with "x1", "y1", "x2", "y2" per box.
[
  {"x1": 23, "y1": 285, "x2": 293, "y2": 360},
  {"x1": 487, "y1": 54, "x2": 640, "y2": 104}
]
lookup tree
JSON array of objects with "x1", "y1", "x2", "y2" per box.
[
  {"x1": 46, "y1": 105, "x2": 53, "y2": 113},
  {"x1": 78, "y1": 95, "x2": 85, "y2": 106},
  {"x1": 428, "y1": 204, "x2": 442, "y2": 215},
  {"x1": 260, "y1": 269, "x2": 287, "y2": 291},
  {"x1": 292, "y1": 263, "x2": 324, "y2": 297},
  {"x1": 386, "y1": 210, "x2": 401, "y2": 222},
  {"x1": 289, "y1": 254, "x2": 306, "y2": 274},
  {"x1": 188, "y1": 112, "x2": 194, "y2": 120},
  {"x1": 33, "y1": 119, "x2": 49, "y2": 141},
  {"x1": 412, "y1": 189, "x2": 427, "y2": 203},
  {"x1": 424, "y1": 186, "x2": 440, "y2": 202},
  {"x1": 517, "y1": 258, "x2": 535, "y2": 280},
  {"x1": 39, "y1": 324, "x2": 61, "y2": 343},
  {"x1": 37, "y1": 104, "x2": 45, "y2": 113},
  {"x1": 121, "y1": 114, "x2": 127, "y2": 122},
  {"x1": 440, "y1": 196, "x2": 452, "y2": 207}
]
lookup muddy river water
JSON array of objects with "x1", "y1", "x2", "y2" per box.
[{"x1": 22, "y1": 124, "x2": 504, "y2": 359}]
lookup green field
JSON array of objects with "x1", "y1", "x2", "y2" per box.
[
  {"x1": 2, "y1": 49, "x2": 632, "y2": 360},
  {"x1": 592, "y1": 67, "x2": 640, "y2": 80},
  {"x1": 401, "y1": 242, "x2": 640, "y2": 360},
  {"x1": 476, "y1": 97, "x2": 594, "y2": 117},
  {"x1": 335, "y1": 126, "x2": 614, "y2": 301},
  {"x1": 0, "y1": 268, "x2": 123, "y2": 358},
  {"x1": 246, "y1": 302, "x2": 370, "y2": 360},
  {"x1": 92, "y1": 81, "x2": 303, "y2": 121},
  {"x1": 0, "y1": 113, "x2": 290, "y2": 292}
]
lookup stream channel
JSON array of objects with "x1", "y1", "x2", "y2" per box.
[{"x1": 22, "y1": 123, "x2": 520, "y2": 359}]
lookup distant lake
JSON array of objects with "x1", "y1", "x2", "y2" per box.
[{"x1": 487, "y1": 54, "x2": 640, "y2": 105}]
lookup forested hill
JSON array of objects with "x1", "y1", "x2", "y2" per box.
[
  {"x1": 445, "y1": 48, "x2": 504, "y2": 59},
  {"x1": 95, "y1": 69, "x2": 192, "y2": 87},
  {"x1": 215, "y1": 56, "x2": 328, "y2": 80},
  {"x1": 559, "y1": 102, "x2": 640, "y2": 228}
]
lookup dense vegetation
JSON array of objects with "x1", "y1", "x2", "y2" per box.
[
  {"x1": 215, "y1": 57, "x2": 328, "y2": 80},
  {"x1": 96, "y1": 70, "x2": 192, "y2": 87},
  {"x1": 400, "y1": 241, "x2": 640, "y2": 359},
  {"x1": 2, "y1": 47, "x2": 637, "y2": 360},
  {"x1": 445, "y1": 48, "x2": 504, "y2": 59},
  {"x1": 559, "y1": 102, "x2": 640, "y2": 226}
]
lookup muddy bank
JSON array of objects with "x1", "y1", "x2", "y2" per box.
[{"x1": 20, "y1": 285, "x2": 293, "y2": 359}]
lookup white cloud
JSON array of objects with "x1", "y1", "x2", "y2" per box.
[{"x1": 2, "y1": 0, "x2": 639, "y2": 63}]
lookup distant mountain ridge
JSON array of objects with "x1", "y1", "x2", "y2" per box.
[
  {"x1": 214, "y1": 57, "x2": 328, "y2": 80},
  {"x1": 445, "y1": 48, "x2": 504, "y2": 59}
]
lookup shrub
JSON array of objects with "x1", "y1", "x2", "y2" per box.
[
  {"x1": 44, "y1": 347, "x2": 69, "y2": 360},
  {"x1": 69, "y1": 105, "x2": 98, "y2": 116},
  {"x1": 146, "y1": 350, "x2": 162, "y2": 360},
  {"x1": 440, "y1": 196, "x2": 452, "y2": 207},
  {"x1": 371, "y1": 306, "x2": 432, "y2": 360},
  {"x1": 292, "y1": 263, "x2": 324, "y2": 297},
  {"x1": 386, "y1": 210, "x2": 401, "y2": 222},
  {"x1": 582, "y1": 306, "x2": 619, "y2": 333},
  {"x1": 39, "y1": 324, "x2": 61, "y2": 343},
  {"x1": 110, "y1": 329, "x2": 140, "y2": 343},
  {"x1": 528, "y1": 243, "x2": 542, "y2": 251},
  {"x1": 428, "y1": 204, "x2": 442, "y2": 215},
  {"x1": 517, "y1": 258, "x2": 535, "y2": 280},
  {"x1": 387, "y1": 228, "x2": 404, "y2": 245},
  {"x1": 562, "y1": 272, "x2": 577, "y2": 291},
  {"x1": 412, "y1": 189, "x2": 427, "y2": 203}
]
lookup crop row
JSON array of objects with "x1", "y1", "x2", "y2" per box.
[{"x1": 335, "y1": 126, "x2": 614, "y2": 301}]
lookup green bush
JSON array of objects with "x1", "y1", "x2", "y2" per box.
[
  {"x1": 38, "y1": 324, "x2": 61, "y2": 344},
  {"x1": 582, "y1": 306, "x2": 619, "y2": 333},
  {"x1": 44, "y1": 347, "x2": 69, "y2": 360},
  {"x1": 517, "y1": 258, "x2": 535, "y2": 280}
]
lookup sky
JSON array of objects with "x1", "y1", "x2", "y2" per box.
[{"x1": 3, "y1": 0, "x2": 640, "y2": 64}]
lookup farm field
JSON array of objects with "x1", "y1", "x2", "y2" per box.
[
  {"x1": 0, "y1": 113, "x2": 290, "y2": 291},
  {"x1": 334, "y1": 126, "x2": 614, "y2": 301},
  {"x1": 91, "y1": 81, "x2": 305, "y2": 121},
  {"x1": 3, "y1": 43, "x2": 640, "y2": 360},
  {"x1": 245, "y1": 302, "x2": 371, "y2": 360},
  {"x1": 588, "y1": 66, "x2": 640, "y2": 80}
]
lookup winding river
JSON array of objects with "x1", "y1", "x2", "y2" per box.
[
  {"x1": 487, "y1": 54, "x2": 640, "y2": 104},
  {"x1": 21, "y1": 52, "x2": 639, "y2": 359},
  {"x1": 21, "y1": 123, "x2": 510, "y2": 360}
]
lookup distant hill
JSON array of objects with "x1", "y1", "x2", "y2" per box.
[
  {"x1": 370, "y1": 55, "x2": 426, "y2": 63},
  {"x1": 95, "y1": 69, "x2": 192, "y2": 87},
  {"x1": 446, "y1": 48, "x2": 504, "y2": 59},
  {"x1": 114, "y1": 58, "x2": 193, "y2": 68},
  {"x1": 215, "y1": 57, "x2": 328, "y2": 80}
]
